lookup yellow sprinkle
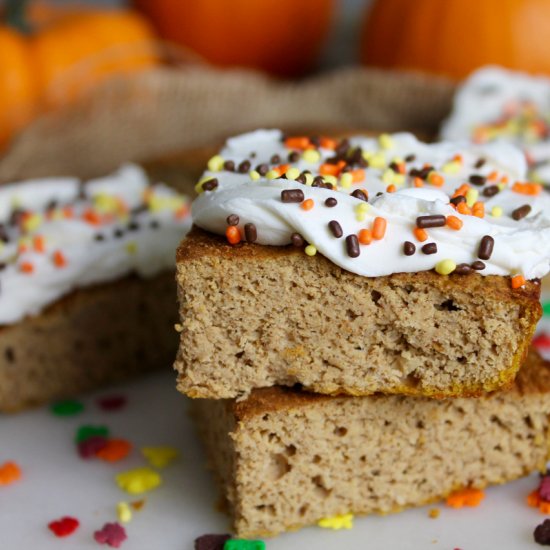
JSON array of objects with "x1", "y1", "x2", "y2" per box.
[
  {"x1": 115, "y1": 467, "x2": 162, "y2": 495},
  {"x1": 94, "y1": 194, "x2": 119, "y2": 213},
  {"x1": 491, "y1": 206, "x2": 503, "y2": 218},
  {"x1": 125, "y1": 242, "x2": 137, "y2": 255},
  {"x1": 355, "y1": 203, "x2": 370, "y2": 214},
  {"x1": 265, "y1": 169, "x2": 280, "y2": 180},
  {"x1": 117, "y1": 502, "x2": 132, "y2": 523},
  {"x1": 442, "y1": 161, "x2": 460, "y2": 174},
  {"x1": 435, "y1": 259, "x2": 456, "y2": 275},
  {"x1": 391, "y1": 156, "x2": 404, "y2": 164},
  {"x1": 340, "y1": 173, "x2": 353, "y2": 189},
  {"x1": 141, "y1": 446, "x2": 179, "y2": 469},
  {"x1": 174, "y1": 323, "x2": 184, "y2": 333},
  {"x1": 304, "y1": 173, "x2": 314, "y2": 186},
  {"x1": 207, "y1": 155, "x2": 224, "y2": 172},
  {"x1": 50, "y1": 209, "x2": 64, "y2": 221},
  {"x1": 18, "y1": 236, "x2": 31, "y2": 248},
  {"x1": 497, "y1": 182, "x2": 507, "y2": 191},
  {"x1": 382, "y1": 169, "x2": 394, "y2": 185},
  {"x1": 323, "y1": 175, "x2": 337, "y2": 187},
  {"x1": 428, "y1": 508, "x2": 440, "y2": 519},
  {"x1": 318, "y1": 513, "x2": 354, "y2": 530},
  {"x1": 285, "y1": 167, "x2": 301, "y2": 181},
  {"x1": 305, "y1": 245, "x2": 317, "y2": 256},
  {"x1": 369, "y1": 152, "x2": 386, "y2": 169},
  {"x1": 465, "y1": 188, "x2": 479, "y2": 207},
  {"x1": 23, "y1": 213, "x2": 42, "y2": 233},
  {"x1": 393, "y1": 173, "x2": 405, "y2": 187},
  {"x1": 249, "y1": 170, "x2": 260, "y2": 181},
  {"x1": 302, "y1": 149, "x2": 320, "y2": 163},
  {"x1": 378, "y1": 133, "x2": 394, "y2": 150}
]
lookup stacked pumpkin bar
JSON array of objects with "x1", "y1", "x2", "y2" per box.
[{"x1": 174, "y1": 130, "x2": 550, "y2": 537}]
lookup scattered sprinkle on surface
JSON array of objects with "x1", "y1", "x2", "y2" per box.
[
  {"x1": 0, "y1": 461, "x2": 22, "y2": 485},
  {"x1": 141, "y1": 446, "x2": 179, "y2": 468},
  {"x1": 48, "y1": 516, "x2": 80, "y2": 537},
  {"x1": 194, "y1": 533, "x2": 231, "y2": 550},
  {"x1": 115, "y1": 467, "x2": 162, "y2": 495},
  {"x1": 93, "y1": 522, "x2": 127, "y2": 548},
  {"x1": 50, "y1": 399, "x2": 84, "y2": 416},
  {"x1": 318, "y1": 513, "x2": 354, "y2": 530},
  {"x1": 97, "y1": 395, "x2": 127, "y2": 412},
  {"x1": 446, "y1": 488, "x2": 485, "y2": 508}
]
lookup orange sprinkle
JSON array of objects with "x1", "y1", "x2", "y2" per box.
[
  {"x1": 225, "y1": 226, "x2": 241, "y2": 245},
  {"x1": 83, "y1": 209, "x2": 101, "y2": 225},
  {"x1": 487, "y1": 170, "x2": 499, "y2": 182},
  {"x1": 511, "y1": 274, "x2": 526, "y2": 289},
  {"x1": 62, "y1": 206, "x2": 74, "y2": 219},
  {"x1": 130, "y1": 500, "x2": 145, "y2": 511},
  {"x1": 428, "y1": 172, "x2": 444, "y2": 187},
  {"x1": 301, "y1": 199, "x2": 314, "y2": 211},
  {"x1": 500, "y1": 175, "x2": 509, "y2": 184},
  {"x1": 275, "y1": 164, "x2": 290, "y2": 176},
  {"x1": 413, "y1": 177, "x2": 424, "y2": 188},
  {"x1": 446, "y1": 488, "x2": 485, "y2": 508},
  {"x1": 396, "y1": 162, "x2": 406, "y2": 175},
  {"x1": 53, "y1": 250, "x2": 67, "y2": 268},
  {"x1": 540, "y1": 501, "x2": 550, "y2": 515},
  {"x1": 452, "y1": 154, "x2": 463, "y2": 163},
  {"x1": 96, "y1": 439, "x2": 132, "y2": 463},
  {"x1": 452, "y1": 183, "x2": 470, "y2": 198},
  {"x1": 18, "y1": 243, "x2": 28, "y2": 254},
  {"x1": 512, "y1": 182, "x2": 542, "y2": 196},
  {"x1": 456, "y1": 202, "x2": 472, "y2": 215},
  {"x1": 386, "y1": 184, "x2": 396, "y2": 193},
  {"x1": 413, "y1": 227, "x2": 428, "y2": 242},
  {"x1": 319, "y1": 137, "x2": 337, "y2": 150},
  {"x1": 20, "y1": 262, "x2": 34, "y2": 274},
  {"x1": 446, "y1": 215, "x2": 463, "y2": 230},
  {"x1": 319, "y1": 161, "x2": 345, "y2": 177},
  {"x1": 0, "y1": 461, "x2": 22, "y2": 485},
  {"x1": 372, "y1": 217, "x2": 387, "y2": 240},
  {"x1": 174, "y1": 205, "x2": 189, "y2": 220},
  {"x1": 472, "y1": 202, "x2": 485, "y2": 218},
  {"x1": 284, "y1": 137, "x2": 310, "y2": 150},
  {"x1": 33, "y1": 235, "x2": 46, "y2": 253},
  {"x1": 350, "y1": 169, "x2": 365, "y2": 183},
  {"x1": 527, "y1": 490, "x2": 541, "y2": 508},
  {"x1": 358, "y1": 228, "x2": 372, "y2": 245}
]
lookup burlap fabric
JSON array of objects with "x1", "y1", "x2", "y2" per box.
[{"x1": 0, "y1": 66, "x2": 455, "y2": 182}]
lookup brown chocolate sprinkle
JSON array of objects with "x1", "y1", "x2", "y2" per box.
[
  {"x1": 202, "y1": 178, "x2": 218, "y2": 191},
  {"x1": 150, "y1": 220, "x2": 160, "y2": 230},
  {"x1": 403, "y1": 241, "x2": 416, "y2": 256},
  {"x1": 244, "y1": 223, "x2": 257, "y2": 243},
  {"x1": 94, "y1": 234, "x2": 105, "y2": 241},
  {"x1": 351, "y1": 189, "x2": 368, "y2": 202},
  {"x1": 468, "y1": 174, "x2": 487, "y2": 186},
  {"x1": 471, "y1": 260, "x2": 485, "y2": 270},
  {"x1": 325, "y1": 197, "x2": 338, "y2": 207},
  {"x1": 328, "y1": 220, "x2": 343, "y2": 238},
  {"x1": 238, "y1": 160, "x2": 251, "y2": 173},
  {"x1": 346, "y1": 234, "x2": 360, "y2": 258},
  {"x1": 312, "y1": 176, "x2": 325, "y2": 186},
  {"x1": 404, "y1": 154, "x2": 416, "y2": 162},
  {"x1": 455, "y1": 263, "x2": 474, "y2": 275},
  {"x1": 127, "y1": 221, "x2": 139, "y2": 231},
  {"x1": 114, "y1": 228, "x2": 125, "y2": 238},
  {"x1": 478, "y1": 235, "x2": 494, "y2": 260},
  {"x1": 335, "y1": 139, "x2": 350, "y2": 156},
  {"x1": 450, "y1": 195, "x2": 466, "y2": 206},
  {"x1": 474, "y1": 158, "x2": 486, "y2": 169},
  {"x1": 295, "y1": 174, "x2": 307, "y2": 184},
  {"x1": 226, "y1": 214, "x2": 239, "y2": 226},
  {"x1": 416, "y1": 215, "x2": 446, "y2": 229},
  {"x1": 256, "y1": 163, "x2": 269, "y2": 176},
  {"x1": 270, "y1": 154, "x2": 281, "y2": 164},
  {"x1": 291, "y1": 233, "x2": 305, "y2": 247},
  {"x1": 281, "y1": 189, "x2": 305, "y2": 203},
  {"x1": 223, "y1": 160, "x2": 235, "y2": 172},
  {"x1": 482, "y1": 185, "x2": 499, "y2": 197},
  {"x1": 288, "y1": 151, "x2": 300, "y2": 162},
  {"x1": 421, "y1": 243, "x2": 437, "y2": 255},
  {"x1": 512, "y1": 204, "x2": 532, "y2": 220}
]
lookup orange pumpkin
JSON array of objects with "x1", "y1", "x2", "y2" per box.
[
  {"x1": 132, "y1": 0, "x2": 334, "y2": 78},
  {"x1": 360, "y1": 0, "x2": 550, "y2": 80},
  {"x1": 0, "y1": 1, "x2": 160, "y2": 150}
]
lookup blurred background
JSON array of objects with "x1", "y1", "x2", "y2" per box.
[{"x1": 1, "y1": 0, "x2": 548, "y2": 181}]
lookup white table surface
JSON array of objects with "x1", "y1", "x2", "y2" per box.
[{"x1": 2, "y1": 314, "x2": 550, "y2": 550}]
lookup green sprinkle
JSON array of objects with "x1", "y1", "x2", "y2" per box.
[
  {"x1": 224, "y1": 540, "x2": 265, "y2": 550},
  {"x1": 76, "y1": 425, "x2": 109, "y2": 443},
  {"x1": 543, "y1": 301, "x2": 550, "y2": 317},
  {"x1": 51, "y1": 399, "x2": 84, "y2": 417}
]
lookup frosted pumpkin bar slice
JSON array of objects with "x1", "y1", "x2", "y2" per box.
[
  {"x1": 192, "y1": 348, "x2": 550, "y2": 538},
  {"x1": 174, "y1": 130, "x2": 550, "y2": 399}
]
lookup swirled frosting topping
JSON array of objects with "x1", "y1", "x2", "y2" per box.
[
  {"x1": 0, "y1": 164, "x2": 191, "y2": 325},
  {"x1": 192, "y1": 129, "x2": 550, "y2": 282}
]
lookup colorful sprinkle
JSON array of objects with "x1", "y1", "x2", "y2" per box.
[
  {"x1": 318, "y1": 513, "x2": 354, "y2": 530},
  {"x1": 0, "y1": 461, "x2": 22, "y2": 485},
  {"x1": 116, "y1": 502, "x2": 133, "y2": 524},
  {"x1": 76, "y1": 425, "x2": 109, "y2": 443},
  {"x1": 115, "y1": 467, "x2": 162, "y2": 494},
  {"x1": 96, "y1": 439, "x2": 132, "y2": 463},
  {"x1": 97, "y1": 395, "x2": 127, "y2": 412},
  {"x1": 48, "y1": 516, "x2": 80, "y2": 537},
  {"x1": 224, "y1": 540, "x2": 266, "y2": 550},
  {"x1": 94, "y1": 522, "x2": 127, "y2": 548},
  {"x1": 51, "y1": 399, "x2": 84, "y2": 416},
  {"x1": 194, "y1": 534, "x2": 231, "y2": 550},
  {"x1": 435, "y1": 259, "x2": 456, "y2": 275},
  {"x1": 141, "y1": 446, "x2": 179, "y2": 468},
  {"x1": 446, "y1": 488, "x2": 485, "y2": 508}
]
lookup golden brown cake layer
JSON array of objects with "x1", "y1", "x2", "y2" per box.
[
  {"x1": 175, "y1": 227, "x2": 541, "y2": 399},
  {"x1": 192, "y1": 349, "x2": 550, "y2": 537}
]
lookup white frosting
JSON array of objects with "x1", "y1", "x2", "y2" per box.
[
  {"x1": 441, "y1": 66, "x2": 550, "y2": 182},
  {"x1": 0, "y1": 164, "x2": 191, "y2": 325},
  {"x1": 192, "y1": 129, "x2": 550, "y2": 279}
]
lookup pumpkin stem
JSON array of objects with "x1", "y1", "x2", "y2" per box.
[{"x1": 5, "y1": 0, "x2": 32, "y2": 34}]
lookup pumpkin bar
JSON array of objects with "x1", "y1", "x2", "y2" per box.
[
  {"x1": 192, "y1": 348, "x2": 550, "y2": 538},
  {"x1": 174, "y1": 130, "x2": 549, "y2": 399},
  {"x1": 0, "y1": 164, "x2": 191, "y2": 411}
]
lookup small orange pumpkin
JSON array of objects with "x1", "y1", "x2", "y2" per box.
[
  {"x1": 360, "y1": 0, "x2": 550, "y2": 80},
  {"x1": 132, "y1": 0, "x2": 334, "y2": 78},
  {"x1": 0, "y1": 0, "x2": 160, "y2": 151}
]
